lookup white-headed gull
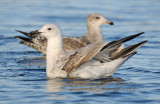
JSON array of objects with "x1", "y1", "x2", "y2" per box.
[{"x1": 32, "y1": 24, "x2": 147, "y2": 79}]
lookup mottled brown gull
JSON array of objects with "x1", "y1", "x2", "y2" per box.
[{"x1": 15, "y1": 13, "x2": 114, "y2": 54}]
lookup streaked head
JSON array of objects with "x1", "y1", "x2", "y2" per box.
[
  {"x1": 87, "y1": 13, "x2": 114, "y2": 26},
  {"x1": 37, "y1": 24, "x2": 62, "y2": 39}
]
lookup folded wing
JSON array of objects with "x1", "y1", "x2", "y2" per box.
[{"x1": 62, "y1": 32, "x2": 147, "y2": 74}]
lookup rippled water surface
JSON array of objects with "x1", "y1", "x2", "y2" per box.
[{"x1": 0, "y1": 0, "x2": 160, "y2": 104}]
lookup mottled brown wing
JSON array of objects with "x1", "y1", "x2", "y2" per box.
[
  {"x1": 62, "y1": 43, "x2": 106, "y2": 73},
  {"x1": 30, "y1": 36, "x2": 88, "y2": 54},
  {"x1": 15, "y1": 36, "x2": 47, "y2": 54},
  {"x1": 31, "y1": 36, "x2": 47, "y2": 46},
  {"x1": 25, "y1": 36, "x2": 90, "y2": 54},
  {"x1": 63, "y1": 37, "x2": 89, "y2": 53}
]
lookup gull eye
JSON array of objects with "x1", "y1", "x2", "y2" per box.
[
  {"x1": 95, "y1": 17, "x2": 100, "y2": 19},
  {"x1": 48, "y1": 28, "x2": 52, "y2": 30}
]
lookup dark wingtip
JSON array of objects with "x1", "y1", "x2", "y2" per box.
[
  {"x1": 123, "y1": 40, "x2": 148, "y2": 58},
  {"x1": 14, "y1": 36, "x2": 32, "y2": 42},
  {"x1": 15, "y1": 30, "x2": 25, "y2": 33},
  {"x1": 121, "y1": 32, "x2": 145, "y2": 43},
  {"x1": 124, "y1": 51, "x2": 137, "y2": 59},
  {"x1": 15, "y1": 30, "x2": 31, "y2": 37},
  {"x1": 111, "y1": 40, "x2": 148, "y2": 60},
  {"x1": 136, "y1": 40, "x2": 148, "y2": 46},
  {"x1": 101, "y1": 32, "x2": 146, "y2": 51},
  {"x1": 135, "y1": 32, "x2": 145, "y2": 36}
]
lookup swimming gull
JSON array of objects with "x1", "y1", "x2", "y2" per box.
[
  {"x1": 15, "y1": 13, "x2": 114, "y2": 54},
  {"x1": 32, "y1": 24, "x2": 147, "y2": 79}
]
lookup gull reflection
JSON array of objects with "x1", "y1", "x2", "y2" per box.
[{"x1": 46, "y1": 77, "x2": 124, "y2": 93}]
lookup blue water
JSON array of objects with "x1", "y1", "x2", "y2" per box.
[{"x1": 0, "y1": 0, "x2": 160, "y2": 104}]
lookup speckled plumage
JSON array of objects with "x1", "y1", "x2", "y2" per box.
[
  {"x1": 33, "y1": 24, "x2": 147, "y2": 78},
  {"x1": 15, "y1": 13, "x2": 114, "y2": 54}
]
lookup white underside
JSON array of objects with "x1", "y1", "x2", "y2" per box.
[
  {"x1": 46, "y1": 57, "x2": 129, "y2": 79},
  {"x1": 68, "y1": 57, "x2": 129, "y2": 79}
]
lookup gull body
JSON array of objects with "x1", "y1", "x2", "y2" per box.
[{"x1": 35, "y1": 24, "x2": 147, "y2": 79}]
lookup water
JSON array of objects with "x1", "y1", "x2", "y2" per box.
[{"x1": 0, "y1": 0, "x2": 160, "y2": 103}]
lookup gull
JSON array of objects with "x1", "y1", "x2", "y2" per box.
[
  {"x1": 32, "y1": 24, "x2": 147, "y2": 79},
  {"x1": 15, "y1": 13, "x2": 114, "y2": 54}
]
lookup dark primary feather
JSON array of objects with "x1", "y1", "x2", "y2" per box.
[
  {"x1": 93, "y1": 32, "x2": 146, "y2": 63},
  {"x1": 15, "y1": 30, "x2": 38, "y2": 37},
  {"x1": 101, "y1": 32, "x2": 145, "y2": 51},
  {"x1": 94, "y1": 40, "x2": 147, "y2": 63},
  {"x1": 15, "y1": 36, "x2": 46, "y2": 54},
  {"x1": 110, "y1": 40, "x2": 148, "y2": 59}
]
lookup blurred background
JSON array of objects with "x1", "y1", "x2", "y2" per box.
[{"x1": 0, "y1": 0, "x2": 160, "y2": 104}]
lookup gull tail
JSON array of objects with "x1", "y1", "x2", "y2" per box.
[
  {"x1": 111, "y1": 40, "x2": 148, "y2": 60},
  {"x1": 100, "y1": 40, "x2": 147, "y2": 77},
  {"x1": 103, "y1": 40, "x2": 147, "y2": 76},
  {"x1": 15, "y1": 36, "x2": 46, "y2": 54}
]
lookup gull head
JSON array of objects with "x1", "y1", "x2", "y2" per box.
[
  {"x1": 37, "y1": 24, "x2": 62, "y2": 39},
  {"x1": 87, "y1": 13, "x2": 114, "y2": 26}
]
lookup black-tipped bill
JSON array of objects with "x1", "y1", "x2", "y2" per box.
[
  {"x1": 109, "y1": 21, "x2": 114, "y2": 25},
  {"x1": 106, "y1": 21, "x2": 114, "y2": 25}
]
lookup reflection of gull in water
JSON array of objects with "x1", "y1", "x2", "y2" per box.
[
  {"x1": 34, "y1": 24, "x2": 147, "y2": 78},
  {"x1": 15, "y1": 13, "x2": 114, "y2": 54},
  {"x1": 47, "y1": 78, "x2": 65, "y2": 92},
  {"x1": 46, "y1": 78, "x2": 67, "y2": 100},
  {"x1": 46, "y1": 77, "x2": 124, "y2": 93}
]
